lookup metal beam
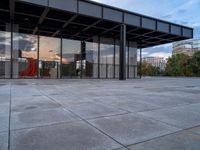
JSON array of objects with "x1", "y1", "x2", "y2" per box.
[
  {"x1": 128, "y1": 31, "x2": 173, "y2": 42},
  {"x1": 74, "y1": 19, "x2": 102, "y2": 36},
  {"x1": 85, "y1": 24, "x2": 120, "y2": 41},
  {"x1": 52, "y1": 14, "x2": 78, "y2": 37},
  {"x1": 33, "y1": 8, "x2": 49, "y2": 34},
  {"x1": 127, "y1": 28, "x2": 139, "y2": 34},
  {"x1": 119, "y1": 24, "x2": 126, "y2": 80}
]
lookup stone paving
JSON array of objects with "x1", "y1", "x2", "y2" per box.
[{"x1": 0, "y1": 77, "x2": 200, "y2": 150}]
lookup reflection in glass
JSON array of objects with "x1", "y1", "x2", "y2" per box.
[
  {"x1": 129, "y1": 43, "x2": 137, "y2": 78},
  {"x1": 83, "y1": 42, "x2": 98, "y2": 78},
  {"x1": 39, "y1": 36, "x2": 60, "y2": 79},
  {"x1": 62, "y1": 39, "x2": 81, "y2": 78},
  {"x1": 0, "y1": 31, "x2": 11, "y2": 78},
  {"x1": 115, "y1": 43, "x2": 119, "y2": 78},
  {"x1": 100, "y1": 38, "x2": 114, "y2": 78},
  {"x1": 13, "y1": 33, "x2": 38, "y2": 78}
]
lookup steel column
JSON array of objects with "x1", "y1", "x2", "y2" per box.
[
  {"x1": 98, "y1": 36, "x2": 100, "y2": 79},
  {"x1": 37, "y1": 32, "x2": 40, "y2": 78},
  {"x1": 127, "y1": 41, "x2": 130, "y2": 79},
  {"x1": 60, "y1": 34, "x2": 63, "y2": 79},
  {"x1": 113, "y1": 39, "x2": 116, "y2": 78},
  {"x1": 119, "y1": 24, "x2": 126, "y2": 80},
  {"x1": 140, "y1": 48, "x2": 142, "y2": 79}
]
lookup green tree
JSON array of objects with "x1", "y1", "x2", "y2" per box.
[
  {"x1": 138, "y1": 61, "x2": 160, "y2": 76},
  {"x1": 165, "y1": 54, "x2": 191, "y2": 76},
  {"x1": 188, "y1": 51, "x2": 200, "y2": 76}
]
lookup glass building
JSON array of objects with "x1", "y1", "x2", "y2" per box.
[{"x1": 0, "y1": 0, "x2": 193, "y2": 80}]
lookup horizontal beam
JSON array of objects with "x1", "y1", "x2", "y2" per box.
[
  {"x1": 33, "y1": 8, "x2": 49, "y2": 34},
  {"x1": 74, "y1": 19, "x2": 102, "y2": 36},
  {"x1": 52, "y1": 14, "x2": 78, "y2": 37}
]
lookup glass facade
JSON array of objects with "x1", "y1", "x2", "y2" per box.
[
  {"x1": 100, "y1": 38, "x2": 115, "y2": 78},
  {"x1": 14, "y1": 33, "x2": 38, "y2": 79},
  {"x1": 0, "y1": 31, "x2": 11, "y2": 79},
  {"x1": 39, "y1": 36, "x2": 61, "y2": 79},
  {"x1": 0, "y1": 27, "x2": 138, "y2": 79},
  {"x1": 62, "y1": 39, "x2": 81, "y2": 78},
  {"x1": 84, "y1": 41, "x2": 98, "y2": 78}
]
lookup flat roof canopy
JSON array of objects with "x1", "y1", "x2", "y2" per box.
[{"x1": 0, "y1": 0, "x2": 193, "y2": 48}]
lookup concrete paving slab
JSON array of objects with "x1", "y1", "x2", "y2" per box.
[
  {"x1": 66, "y1": 102, "x2": 128, "y2": 119},
  {"x1": 11, "y1": 98, "x2": 61, "y2": 113},
  {"x1": 0, "y1": 94, "x2": 10, "y2": 105},
  {"x1": 180, "y1": 103, "x2": 200, "y2": 114},
  {"x1": 139, "y1": 107, "x2": 200, "y2": 129},
  {"x1": 0, "y1": 132, "x2": 8, "y2": 150},
  {"x1": 103, "y1": 100, "x2": 160, "y2": 113},
  {"x1": 128, "y1": 131, "x2": 200, "y2": 150},
  {"x1": 49, "y1": 95, "x2": 95, "y2": 106},
  {"x1": 11, "y1": 95, "x2": 49, "y2": 103},
  {"x1": 0, "y1": 103, "x2": 9, "y2": 116},
  {"x1": 1, "y1": 78, "x2": 200, "y2": 149},
  {"x1": 10, "y1": 121, "x2": 121, "y2": 150},
  {"x1": 89, "y1": 113, "x2": 179, "y2": 146},
  {"x1": 11, "y1": 108, "x2": 81, "y2": 130},
  {"x1": 0, "y1": 115, "x2": 9, "y2": 132},
  {"x1": 188, "y1": 126, "x2": 200, "y2": 135},
  {"x1": 137, "y1": 95, "x2": 189, "y2": 108}
]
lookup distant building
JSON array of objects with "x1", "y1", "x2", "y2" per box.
[
  {"x1": 142, "y1": 57, "x2": 167, "y2": 71},
  {"x1": 173, "y1": 39, "x2": 200, "y2": 56}
]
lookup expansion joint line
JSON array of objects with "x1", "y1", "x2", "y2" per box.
[{"x1": 8, "y1": 82, "x2": 12, "y2": 150}]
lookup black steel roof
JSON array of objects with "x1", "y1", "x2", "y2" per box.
[{"x1": 0, "y1": 0, "x2": 193, "y2": 48}]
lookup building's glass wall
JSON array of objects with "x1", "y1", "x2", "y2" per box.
[
  {"x1": 129, "y1": 42, "x2": 137, "y2": 78},
  {"x1": 0, "y1": 29, "x2": 138, "y2": 79},
  {"x1": 0, "y1": 31, "x2": 11, "y2": 79},
  {"x1": 115, "y1": 43, "x2": 119, "y2": 78},
  {"x1": 13, "y1": 33, "x2": 38, "y2": 78},
  {"x1": 39, "y1": 36, "x2": 61, "y2": 79},
  {"x1": 83, "y1": 42, "x2": 98, "y2": 78},
  {"x1": 62, "y1": 39, "x2": 81, "y2": 78},
  {"x1": 100, "y1": 39, "x2": 114, "y2": 78}
]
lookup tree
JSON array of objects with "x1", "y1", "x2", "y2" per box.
[
  {"x1": 188, "y1": 51, "x2": 200, "y2": 76},
  {"x1": 138, "y1": 61, "x2": 160, "y2": 76},
  {"x1": 165, "y1": 54, "x2": 191, "y2": 76}
]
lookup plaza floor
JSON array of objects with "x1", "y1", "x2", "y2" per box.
[{"x1": 0, "y1": 77, "x2": 200, "y2": 150}]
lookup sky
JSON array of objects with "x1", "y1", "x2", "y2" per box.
[{"x1": 91, "y1": 0, "x2": 200, "y2": 58}]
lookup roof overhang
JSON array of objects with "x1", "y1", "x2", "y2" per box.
[{"x1": 0, "y1": 0, "x2": 193, "y2": 48}]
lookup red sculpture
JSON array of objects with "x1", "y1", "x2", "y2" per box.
[{"x1": 19, "y1": 58, "x2": 38, "y2": 76}]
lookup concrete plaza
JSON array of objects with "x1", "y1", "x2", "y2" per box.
[{"x1": 0, "y1": 77, "x2": 200, "y2": 150}]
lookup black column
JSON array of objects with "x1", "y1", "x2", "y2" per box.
[
  {"x1": 60, "y1": 34, "x2": 63, "y2": 79},
  {"x1": 81, "y1": 41, "x2": 86, "y2": 78},
  {"x1": 140, "y1": 48, "x2": 142, "y2": 79},
  {"x1": 37, "y1": 32, "x2": 40, "y2": 78},
  {"x1": 98, "y1": 36, "x2": 100, "y2": 79},
  {"x1": 119, "y1": 24, "x2": 126, "y2": 80}
]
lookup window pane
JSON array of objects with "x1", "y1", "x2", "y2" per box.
[
  {"x1": 84, "y1": 42, "x2": 98, "y2": 78},
  {"x1": 62, "y1": 39, "x2": 81, "y2": 78},
  {"x1": 115, "y1": 44, "x2": 119, "y2": 78},
  {"x1": 13, "y1": 33, "x2": 38, "y2": 78},
  {"x1": 100, "y1": 38, "x2": 114, "y2": 78},
  {"x1": 0, "y1": 31, "x2": 11, "y2": 78},
  {"x1": 39, "y1": 36, "x2": 60, "y2": 79},
  {"x1": 129, "y1": 44, "x2": 137, "y2": 78}
]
